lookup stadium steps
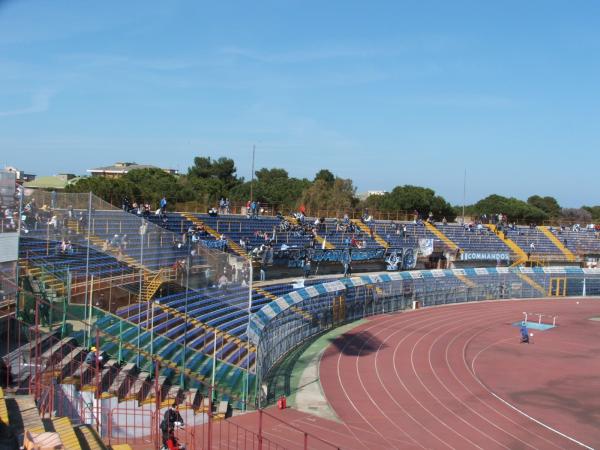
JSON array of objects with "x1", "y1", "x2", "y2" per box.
[
  {"x1": 416, "y1": 223, "x2": 477, "y2": 288},
  {"x1": 352, "y1": 219, "x2": 388, "y2": 248},
  {"x1": 52, "y1": 416, "x2": 82, "y2": 449},
  {"x1": 485, "y1": 224, "x2": 528, "y2": 266},
  {"x1": 454, "y1": 274, "x2": 477, "y2": 288},
  {"x1": 107, "y1": 363, "x2": 138, "y2": 399},
  {"x1": 254, "y1": 286, "x2": 313, "y2": 321},
  {"x1": 20, "y1": 260, "x2": 66, "y2": 296},
  {"x1": 139, "y1": 268, "x2": 176, "y2": 302},
  {"x1": 75, "y1": 424, "x2": 108, "y2": 450},
  {"x1": 516, "y1": 272, "x2": 546, "y2": 295},
  {"x1": 424, "y1": 221, "x2": 459, "y2": 251},
  {"x1": 538, "y1": 226, "x2": 577, "y2": 262},
  {"x1": 180, "y1": 212, "x2": 249, "y2": 258},
  {"x1": 154, "y1": 302, "x2": 255, "y2": 352},
  {"x1": 65, "y1": 219, "x2": 142, "y2": 270},
  {"x1": 286, "y1": 216, "x2": 334, "y2": 249},
  {"x1": 8, "y1": 394, "x2": 44, "y2": 435},
  {"x1": 92, "y1": 325, "x2": 246, "y2": 396},
  {"x1": 123, "y1": 371, "x2": 151, "y2": 402},
  {"x1": 0, "y1": 388, "x2": 9, "y2": 425},
  {"x1": 66, "y1": 218, "x2": 174, "y2": 301}
]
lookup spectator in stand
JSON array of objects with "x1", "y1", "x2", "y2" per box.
[
  {"x1": 161, "y1": 404, "x2": 183, "y2": 448},
  {"x1": 303, "y1": 257, "x2": 311, "y2": 278},
  {"x1": 260, "y1": 263, "x2": 266, "y2": 281},
  {"x1": 85, "y1": 346, "x2": 104, "y2": 367},
  {"x1": 218, "y1": 273, "x2": 229, "y2": 289},
  {"x1": 122, "y1": 196, "x2": 130, "y2": 211},
  {"x1": 48, "y1": 214, "x2": 59, "y2": 230},
  {"x1": 160, "y1": 196, "x2": 167, "y2": 214}
]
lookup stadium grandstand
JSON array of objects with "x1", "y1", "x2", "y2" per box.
[{"x1": 2, "y1": 174, "x2": 600, "y2": 449}]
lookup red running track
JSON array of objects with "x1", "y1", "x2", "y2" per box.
[{"x1": 319, "y1": 298, "x2": 600, "y2": 450}]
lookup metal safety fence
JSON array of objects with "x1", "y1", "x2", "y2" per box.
[{"x1": 252, "y1": 267, "x2": 600, "y2": 405}]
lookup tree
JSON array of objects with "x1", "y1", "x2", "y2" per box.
[
  {"x1": 300, "y1": 177, "x2": 357, "y2": 213},
  {"x1": 187, "y1": 156, "x2": 240, "y2": 191},
  {"x1": 371, "y1": 185, "x2": 455, "y2": 221},
  {"x1": 560, "y1": 208, "x2": 592, "y2": 223},
  {"x1": 582, "y1": 205, "x2": 600, "y2": 221},
  {"x1": 66, "y1": 168, "x2": 194, "y2": 207},
  {"x1": 229, "y1": 167, "x2": 310, "y2": 211},
  {"x1": 185, "y1": 156, "x2": 242, "y2": 203},
  {"x1": 527, "y1": 195, "x2": 561, "y2": 218},
  {"x1": 313, "y1": 169, "x2": 335, "y2": 186},
  {"x1": 472, "y1": 195, "x2": 548, "y2": 223}
]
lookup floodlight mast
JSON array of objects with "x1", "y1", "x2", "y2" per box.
[{"x1": 250, "y1": 145, "x2": 256, "y2": 203}]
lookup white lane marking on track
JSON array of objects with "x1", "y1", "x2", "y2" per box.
[
  {"x1": 336, "y1": 317, "x2": 420, "y2": 449},
  {"x1": 470, "y1": 335, "x2": 595, "y2": 450},
  {"x1": 426, "y1": 313, "x2": 512, "y2": 448},
  {"x1": 325, "y1": 298, "x2": 589, "y2": 449},
  {"x1": 333, "y1": 318, "x2": 402, "y2": 449},
  {"x1": 388, "y1": 309, "x2": 487, "y2": 448},
  {"x1": 333, "y1": 311, "x2": 453, "y2": 448},
  {"x1": 444, "y1": 320, "x2": 558, "y2": 449},
  {"x1": 337, "y1": 304, "x2": 520, "y2": 449}
]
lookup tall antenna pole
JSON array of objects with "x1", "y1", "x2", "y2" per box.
[
  {"x1": 462, "y1": 168, "x2": 466, "y2": 225},
  {"x1": 250, "y1": 144, "x2": 256, "y2": 202}
]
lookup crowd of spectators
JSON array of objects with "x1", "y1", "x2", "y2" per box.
[{"x1": 0, "y1": 183, "x2": 22, "y2": 232}]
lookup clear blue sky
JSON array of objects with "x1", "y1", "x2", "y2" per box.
[{"x1": 1, "y1": 0, "x2": 598, "y2": 207}]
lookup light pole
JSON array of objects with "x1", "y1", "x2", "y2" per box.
[
  {"x1": 250, "y1": 145, "x2": 256, "y2": 203},
  {"x1": 136, "y1": 222, "x2": 146, "y2": 367},
  {"x1": 243, "y1": 261, "x2": 254, "y2": 411},
  {"x1": 180, "y1": 238, "x2": 191, "y2": 388},
  {"x1": 462, "y1": 169, "x2": 466, "y2": 225}
]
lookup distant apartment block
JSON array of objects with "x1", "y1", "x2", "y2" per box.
[
  {"x1": 3, "y1": 166, "x2": 36, "y2": 182},
  {"x1": 87, "y1": 162, "x2": 179, "y2": 179}
]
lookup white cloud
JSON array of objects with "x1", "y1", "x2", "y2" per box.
[{"x1": 0, "y1": 89, "x2": 55, "y2": 117}]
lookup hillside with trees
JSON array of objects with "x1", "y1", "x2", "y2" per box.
[{"x1": 65, "y1": 155, "x2": 599, "y2": 223}]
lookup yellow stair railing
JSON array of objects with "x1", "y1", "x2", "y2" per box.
[
  {"x1": 538, "y1": 226, "x2": 577, "y2": 262},
  {"x1": 424, "y1": 222, "x2": 459, "y2": 251},
  {"x1": 140, "y1": 268, "x2": 175, "y2": 302},
  {"x1": 64, "y1": 219, "x2": 143, "y2": 270},
  {"x1": 485, "y1": 224, "x2": 528, "y2": 266},
  {"x1": 516, "y1": 272, "x2": 546, "y2": 296},
  {"x1": 352, "y1": 219, "x2": 388, "y2": 249},
  {"x1": 455, "y1": 274, "x2": 477, "y2": 288},
  {"x1": 286, "y1": 216, "x2": 334, "y2": 249},
  {"x1": 181, "y1": 213, "x2": 249, "y2": 258},
  {"x1": 254, "y1": 286, "x2": 313, "y2": 321}
]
